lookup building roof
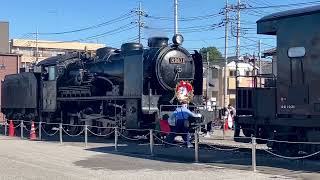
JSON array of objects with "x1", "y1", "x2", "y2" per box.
[
  {"x1": 260, "y1": 60, "x2": 273, "y2": 74},
  {"x1": 0, "y1": 53, "x2": 22, "y2": 57},
  {"x1": 11, "y1": 39, "x2": 105, "y2": 51},
  {"x1": 262, "y1": 48, "x2": 276, "y2": 57},
  {"x1": 257, "y1": 5, "x2": 320, "y2": 23}
]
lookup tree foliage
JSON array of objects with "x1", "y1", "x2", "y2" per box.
[{"x1": 199, "y1": 46, "x2": 222, "y2": 62}]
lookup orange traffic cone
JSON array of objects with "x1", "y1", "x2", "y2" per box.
[
  {"x1": 8, "y1": 120, "x2": 15, "y2": 136},
  {"x1": 224, "y1": 119, "x2": 229, "y2": 131},
  {"x1": 30, "y1": 121, "x2": 37, "y2": 140}
]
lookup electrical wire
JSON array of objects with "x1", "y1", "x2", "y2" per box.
[
  {"x1": 146, "y1": 12, "x2": 222, "y2": 21},
  {"x1": 245, "y1": 1, "x2": 320, "y2": 9},
  {"x1": 34, "y1": 12, "x2": 133, "y2": 35}
]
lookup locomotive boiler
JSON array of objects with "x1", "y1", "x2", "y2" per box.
[{"x1": 1, "y1": 34, "x2": 208, "y2": 135}]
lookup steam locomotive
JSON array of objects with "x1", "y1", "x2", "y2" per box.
[
  {"x1": 1, "y1": 34, "x2": 209, "y2": 135},
  {"x1": 236, "y1": 6, "x2": 320, "y2": 155}
]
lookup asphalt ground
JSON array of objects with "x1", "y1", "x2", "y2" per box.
[{"x1": 0, "y1": 124, "x2": 320, "y2": 180}]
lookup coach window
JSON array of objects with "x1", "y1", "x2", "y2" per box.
[{"x1": 48, "y1": 66, "x2": 56, "y2": 81}]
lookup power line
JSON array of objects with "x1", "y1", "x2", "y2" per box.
[
  {"x1": 146, "y1": 12, "x2": 221, "y2": 21},
  {"x1": 144, "y1": 22, "x2": 224, "y2": 33},
  {"x1": 245, "y1": 1, "x2": 320, "y2": 9},
  {"x1": 242, "y1": 36, "x2": 274, "y2": 48},
  {"x1": 32, "y1": 12, "x2": 133, "y2": 35},
  {"x1": 29, "y1": 23, "x2": 135, "y2": 44}
]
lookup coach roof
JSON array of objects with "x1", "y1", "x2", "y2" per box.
[
  {"x1": 257, "y1": 5, "x2": 320, "y2": 23},
  {"x1": 257, "y1": 5, "x2": 320, "y2": 35}
]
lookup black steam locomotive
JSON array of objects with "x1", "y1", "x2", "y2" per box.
[
  {"x1": 1, "y1": 34, "x2": 208, "y2": 134},
  {"x1": 236, "y1": 6, "x2": 320, "y2": 155}
]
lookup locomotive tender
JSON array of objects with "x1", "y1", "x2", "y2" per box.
[
  {"x1": 236, "y1": 5, "x2": 320, "y2": 154},
  {"x1": 1, "y1": 34, "x2": 206, "y2": 134}
]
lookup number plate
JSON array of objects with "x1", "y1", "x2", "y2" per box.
[{"x1": 169, "y1": 57, "x2": 185, "y2": 64}]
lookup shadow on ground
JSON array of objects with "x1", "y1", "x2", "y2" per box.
[{"x1": 1, "y1": 124, "x2": 320, "y2": 178}]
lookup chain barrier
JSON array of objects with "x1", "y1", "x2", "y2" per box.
[
  {"x1": 62, "y1": 127, "x2": 85, "y2": 137},
  {"x1": 13, "y1": 123, "x2": 21, "y2": 129},
  {"x1": 87, "y1": 128, "x2": 115, "y2": 137},
  {"x1": 256, "y1": 137, "x2": 320, "y2": 145},
  {"x1": 41, "y1": 126, "x2": 59, "y2": 136},
  {"x1": 263, "y1": 149, "x2": 320, "y2": 160},
  {"x1": 153, "y1": 134, "x2": 185, "y2": 147},
  {"x1": 199, "y1": 140, "x2": 242, "y2": 151},
  {"x1": 22, "y1": 120, "x2": 32, "y2": 124},
  {"x1": 154, "y1": 129, "x2": 190, "y2": 136},
  {"x1": 118, "y1": 132, "x2": 150, "y2": 141},
  {"x1": 7, "y1": 119, "x2": 320, "y2": 164},
  {"x1": 42, "y1": 122, "x2": 61, "y2": 126},
  {"x1": 23, "y1": 126, "x2": 31, "y2": 132},
  {"x1": 125, "y1": 128, "x2": 150, "y2": 132},
  {"x1": 87, "y1": 125, "x2": 115, "y2": 129}
]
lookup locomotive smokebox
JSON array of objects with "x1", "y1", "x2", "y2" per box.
[{"x1": 148, "y1": 37, "x2": 169, "y2": 48}]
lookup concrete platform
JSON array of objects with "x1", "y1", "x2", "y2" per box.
[{"x1": 0, "y1": 136, "x2": 289, "y2": 180}]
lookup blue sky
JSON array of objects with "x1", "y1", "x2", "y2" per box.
[{"x1": 1, "y1": 0, "x2": 319, "y2": 57}]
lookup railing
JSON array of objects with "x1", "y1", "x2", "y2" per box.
[{"x1": 236, "y1": 74, "x2": 276, "y2": 88}]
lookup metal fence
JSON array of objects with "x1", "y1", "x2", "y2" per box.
[{"x1": 1, "y1": 119, "x2": 320, "y2": 172}]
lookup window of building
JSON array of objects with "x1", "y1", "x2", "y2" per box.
[
  {"x1": 211, "y1": 91, "x2": 218, "y2": 98},
  {"x1": 229, "y1": 70, "x2": 236, "y2": 77},
  {"x1": 245, "y1": 71, "x2": 252, "y2": 76},
  {"x1": 211, "y1": 69, "x2": 218, "y2": 79}
]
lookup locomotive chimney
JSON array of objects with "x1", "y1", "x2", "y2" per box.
[
  {"x1": 147, "y1": 37, "x2": 169, "y2": 48},
  {"x1": 96, "y1": 47, "x2": 117, "y2": 59}
]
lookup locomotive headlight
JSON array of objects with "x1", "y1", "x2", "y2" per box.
[{"x1": 172, "y1": 34, "x2": 184, "y2": 45}]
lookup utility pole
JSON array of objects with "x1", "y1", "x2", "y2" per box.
[
  {"x1": 35, "y1": 27, "x2": 39, "y2": 63},
  {"x1": 235, "y1": 0, "x2": 242, "y2": 90},
  {"x1": 174, "y1": 0, "x2": 178, "y2": 35},
  {"x1": 258, "y1": 39, "x2": 262, "y2": 74},
  {"x1": 224, "y1": 0, "x2": 229, "y2": 109},
  {"x1": 223, "y1": 0, "x2": 230, "y2": 140},
  {"x1": 206, "y1": 52, "x2": 210, "y2": 101},
  {"x1": 133, "y1": 2, "x2": 146, "y2": 44},
  {"x1": 236, "y1": 0, "x2": 241, "y2": 59}
]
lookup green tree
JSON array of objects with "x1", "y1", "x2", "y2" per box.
[{"x1": 199, "y1": 46, "x2": 222, "y2": 62}]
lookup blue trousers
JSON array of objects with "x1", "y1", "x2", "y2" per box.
[{"x1": 165, "y1": 119, "x2": 189, "y2": 144}]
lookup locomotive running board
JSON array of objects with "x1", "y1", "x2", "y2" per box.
[{"x1": 57, "y1": 96, "x2": 140, "y2": 101}]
